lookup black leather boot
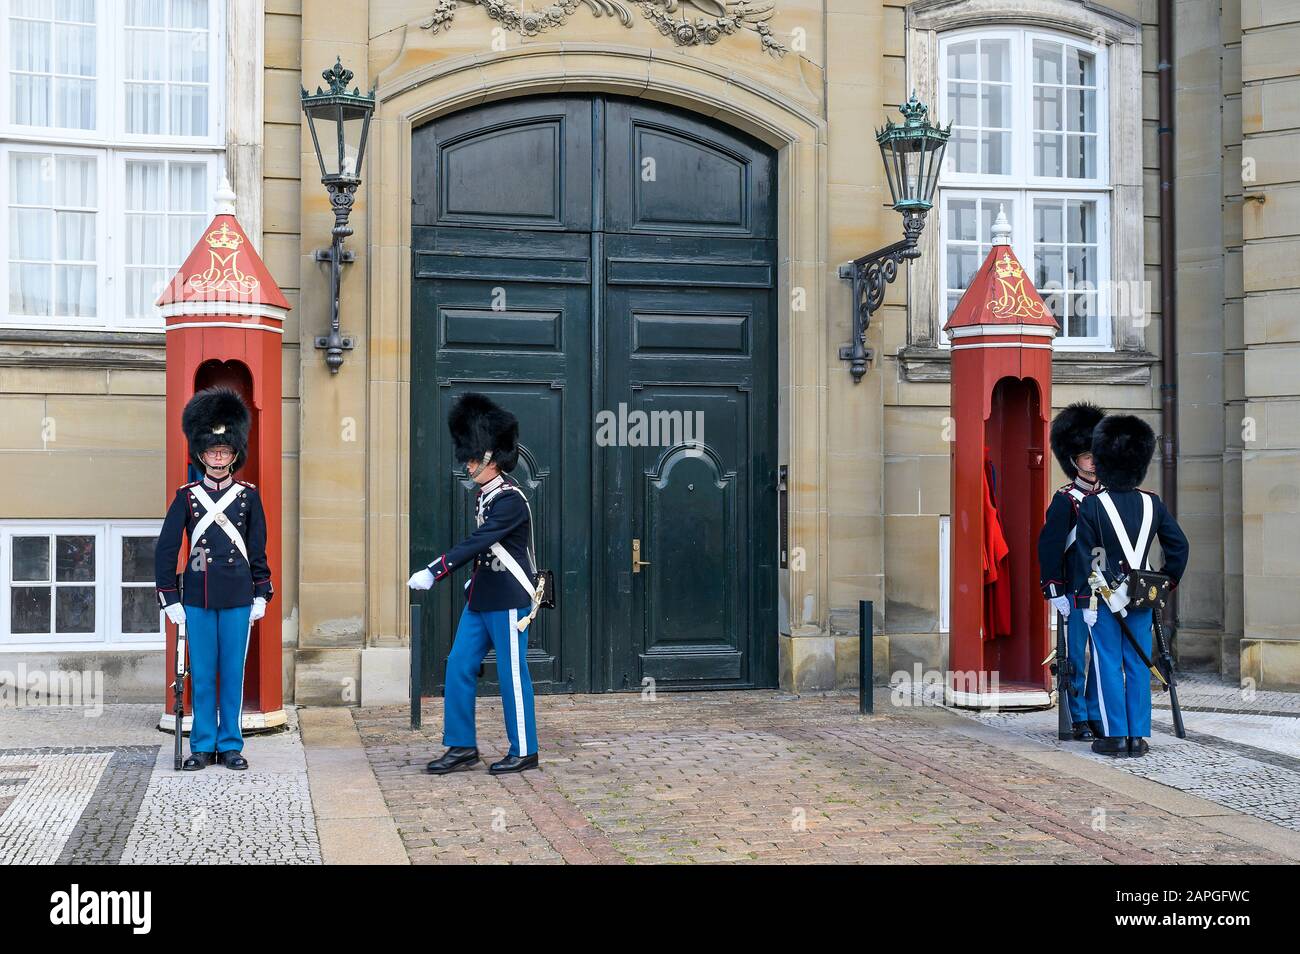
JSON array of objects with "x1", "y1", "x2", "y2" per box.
[
  {"x1": 426, "y1": 746, "x2": 480, "y2": 775},
  {"x1": 219, "y1": 750, "x2": 249, "y2": 771},
  {"x1": 1071, "y1": 722, "x2": 1096, "y2": 741},
  {"x1": 182, "y1": 751, "x2": 215, "y2": 771},
  {"x1": 1127, "y1": 737, "x2": 1150, "y2": 757},
  {"x1": 489, "y1": 753, "x2": 539, "y2": 775},
  {"x1": 1091, "y1": 737, "x2": 1127, "y2": 757}
]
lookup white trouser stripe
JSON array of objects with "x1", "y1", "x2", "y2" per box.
[
  {"x1": 231, "y1": 610, "x2": 253, "y2": 746},
  {"x1": 508, "y1": 608, "x2": 529, "y2": 756},
  {"x1": 1088, "y1": 624, "x2": 1109, "y2": 737}
]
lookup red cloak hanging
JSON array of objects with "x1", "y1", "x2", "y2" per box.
[{"x1": 982, "y1": 452, "x2": 1012, "y2": 640}]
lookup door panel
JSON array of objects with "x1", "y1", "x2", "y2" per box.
[
  {"x1": 601, "y1": 100, "x2": 778, "y2": 690},
  {"x1": 412, "y1": 94, "x2": 776, "y2": 694},
  {"x1": 604, "y1": 99, "x2": 775, "y2": 238},
  {"x1": 412, "y1": 97, "x2": 593, "y2": 231},
  {"x1": 411, "y1": 228, "x2": 592, "y2": 694}
]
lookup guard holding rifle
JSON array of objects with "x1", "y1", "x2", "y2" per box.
[
  {"x1": 155, "y1": 387, "x2": 273, "y2": 771},
  {"x1": 1038, "y1": 402, "x2": 1105, "y2": 740},
  {"x1": 408, "y1": 393, "x2": 543, "y2": 776},
  {"x1": 1074, "y1": 415, "x2": 1188, "y2": 757}
]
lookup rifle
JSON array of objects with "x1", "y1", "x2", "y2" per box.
[
  {"x1": 171, "y1": 615, "x2": 188, "y2": 771},
  {"x1": 1151, "y1": 608, "x2": 1186, "y2": 739},
  {"x1": 1050, "y1": 610, "x2": 1074, "y2": 739}
]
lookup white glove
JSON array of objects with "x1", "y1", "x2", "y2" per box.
[
  {"x1": 164, "y1": 603, "x2": 186, "y2": 626},
  {"x1": 1049, "y1": 596, "x2": 1071, "y2": 620},
  {"x1": 1082, "y1": 608, "x2": 1098, "y2": 628},
  {"x1": 407, "y1": 568, "x2": 435, "y2": 590},
  {"x1": 250, "y1": 597, "x2": 267, "y2": 622}
]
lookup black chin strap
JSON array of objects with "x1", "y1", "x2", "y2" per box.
[{"x1": 467, "y1": 450, "x2": 494, "y2": 480}]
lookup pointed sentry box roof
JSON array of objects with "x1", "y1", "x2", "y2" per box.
[
  {"x1": 155, "y1": 177, "x2": 290, "y2": 317},
  {"x1": 942, "y1": 214, "x2": 1059, "y2": 336}
]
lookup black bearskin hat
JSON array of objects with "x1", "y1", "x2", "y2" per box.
[
  {"x1": 1049, "y1": 402, "x2": 1106, "y2": 479},
  {"x1": 182, "y1": 387, "x2": 251, "y2": 472},
  {"x1": 1091, "y1": 414, "x2": 1156, "y2": 492},
  {"x1": 448, "y1": 392, "x2": 519, "y2": 473}
]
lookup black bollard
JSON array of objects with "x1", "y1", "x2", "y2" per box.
[
  {"x1": 859, "y1": 599, "x2": 873, "y2": 714},
  {"x1": 409, "y1": 599, "x2": 422, "y2": 730}
]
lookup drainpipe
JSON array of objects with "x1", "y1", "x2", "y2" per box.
[{"x1": 1157, "y1": 0, "x2": 1179, "y2": 633}]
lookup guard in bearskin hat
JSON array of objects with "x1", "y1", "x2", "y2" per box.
[
  {"x1": 408, "y1": 392, "x2": 540, "y2": 774},
  {"x1": 1038, "y1": 402, "x2": 1106, "y2": 739},
  {"x1": 154, "y1": 387, "x2": 273, "y2": 771},
  {"x1": 1073, "y1": 415, "x2": 1188, "y2": 757}
]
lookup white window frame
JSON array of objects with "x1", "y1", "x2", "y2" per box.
[
  {"x1": 109, "y1": 523, "x2": 166, "y2": 646},
  {"x1": 0, "y1": 143, "x2": 110, "y2": 329},
  {"x1": 115, "y1": 1, "x2": 227, "y2": 149},
  {"x1": 0, "y1": 0, "x2": 113, "y2": 145},
  {"x1": 937, "y1": 189, "x2": 1111, "y2": 350},
  {"x1": 113, "y1": 149, "x2": 224, "y2": 328},
  {"x1": 1, "y1": 520, "x2": 163, "y2": 651},
  {"x1": 0, "y1": 144, "x2": 219, "y2": 332},
  {"x1": 0, "y1": 0, "x2": 226, "y2": 148},
  {"x1": 936, "y1": 26, "x2": 1112, "y2": 352},
  {"x1": 0, "y1": 0, "x2": 225, "y2": 332},
  {"x1": 1, "y1": 522, "x2": 106, "y2": 648},
  {"x1": 938, "y1": 27, "x2": 1109, "y2": 189}
]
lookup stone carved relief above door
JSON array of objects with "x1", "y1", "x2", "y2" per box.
[{"x1": 422, "y1": 0, "x2": 787, "y2": 55}]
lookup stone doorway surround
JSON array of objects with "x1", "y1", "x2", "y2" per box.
[{"x1": 328, "y1": 32, "x2": 834, "y2": 700}]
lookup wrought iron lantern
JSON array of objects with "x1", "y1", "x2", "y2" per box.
[
  {"x1": 838, "y1": 93, "x2": 950, "y2": 382},
  {"x1": 301, "y1": 58, "x2": 376, "y2": 374}
]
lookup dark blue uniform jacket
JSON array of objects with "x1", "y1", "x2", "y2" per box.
[
  {"x1": 1072, "y1": 488, "x2": 1188, "y2": 606},
  {"x1": 426, "y1": 475, "x2": 535, "y2": 612},
  {"x1": 1037, "y1": 481, "x2": 1097, "y2": 601},
  {"x1": 154, "y1": 477, "x2": 274, "y2": 610}
]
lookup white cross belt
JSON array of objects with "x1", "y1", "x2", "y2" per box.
[{"x1": 189, "y1": 484, "x2": 249, "y2": 563}]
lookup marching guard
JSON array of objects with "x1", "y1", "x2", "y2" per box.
[
  {"x1": 408, "y1": 393, "x2": 542, "y2": 775},
  {"x1": 1074, "y1": 415, "x2": 1188, "y2": 756},
  {"x1": 1038, "y1": 402, "x2": 1105, "y2": 739},
  {"x1": 155, "y1": 387, "x2": 273, "y2": 771}
]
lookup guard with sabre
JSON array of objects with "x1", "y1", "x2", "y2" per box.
[
  {"x1": 1038, "y1": 402, "x2": 1106, "y2": 741},
  {"x1": 1074, "y1": 414, "x2": 1189, "y2": 756},
  {"x1": 155, "y1": 388, "x2": 273, "y2": 771},
  {"x1": 408, "y1": 393, "x2": 550, "y2": 776}
]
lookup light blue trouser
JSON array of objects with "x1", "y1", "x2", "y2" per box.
[
  {"x1": 1087, "y1": 604, "x2": 1154, "y2": 739},
  {"x1": 185, "y1": 604, "x2": 252, "y2": 754},
  {"x1": 442, "y1": 605, "x2": 538, "y2": 757},
  {"x1": 1065, "y1": 611, "x2": 1102, "y2": 725}
]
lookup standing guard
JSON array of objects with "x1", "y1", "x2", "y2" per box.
[
  {"x1": 1038, "y1": 402, "x2": 1105, "y2": 739},
  {"x1": 155, "y1": 388, "x2": 273, "y2": 771},
  {"x1": 408, "y1": 393, "x2": 541, "y2": 775},
  {"x1": 1074, "y1": 415, "x2": 1189, "y2": 757}
]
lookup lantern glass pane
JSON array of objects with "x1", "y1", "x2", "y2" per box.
[{"x1": 305, "y1": 109, "x2": 334, "y2": 178}]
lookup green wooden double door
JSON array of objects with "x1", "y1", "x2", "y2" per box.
[{"x1": 411, "y1": 95, "x2": 777, "y2": 694}]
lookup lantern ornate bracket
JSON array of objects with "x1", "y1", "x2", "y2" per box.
[
  {"x1": 300, "y1": 58, "x2": 376, "y2": 374},
  {"x1": 838, "y1": 93, "x2": 950, "y2": 383}
]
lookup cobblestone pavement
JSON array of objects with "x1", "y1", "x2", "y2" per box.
[
  {"x1": 353, "y1": 691, "x2": 1296, "y2": 865},
  {"x1": 1156, "y1": 672, "x2": 1300, "y2": 718},
  {"x1": 0, "y1": 704, "x2": 321, "y2": 864},
  {"x1": 954, "y1": 678, "x2": 1300, "y2": 834}
]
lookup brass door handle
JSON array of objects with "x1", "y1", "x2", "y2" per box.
[{"x1": 632, "y1": 538, "x2": 651, "y2": 574}]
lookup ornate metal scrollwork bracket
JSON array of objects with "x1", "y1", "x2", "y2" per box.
[
  {"x1": 312, "y1": 179, "x2": 360, "y2": 374},
  {"x1": 837, "y1": 210, "x2": 926, "y2": 383}
]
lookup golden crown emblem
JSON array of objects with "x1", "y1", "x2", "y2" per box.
[
  {"x1": 994, "y1": 251, "x2": 1022, "y2": 280},
  {"x1": 205, "y1": 222, "x2": 243, "y2": 251}
]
